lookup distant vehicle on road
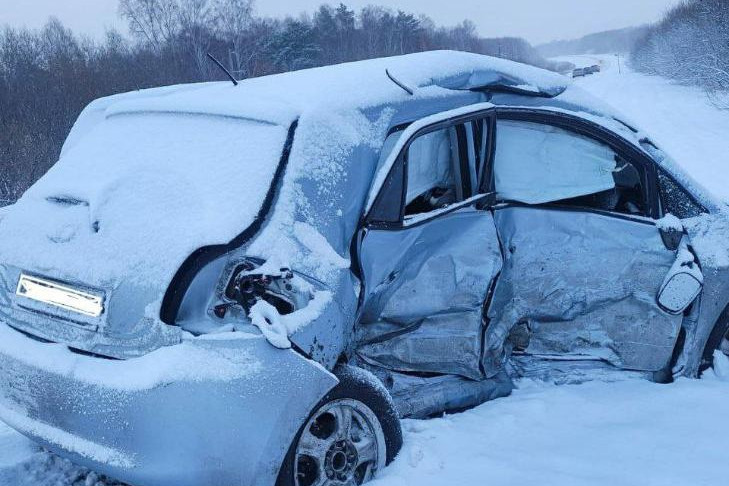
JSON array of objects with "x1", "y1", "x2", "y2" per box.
[
  {"x1": 573, "y1": 68, "x2": 586, "y2": 77},
  {"x1": 585, "y1": 64, "x2": 601, "y2": 74}
]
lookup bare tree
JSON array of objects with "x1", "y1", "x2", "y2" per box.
[
  {"x1": 178, "y1": 0, "x2": 214, "y2": 77},
  {"x1": 213, "y1": 0, "x2": 255, "y2": 77},
  {"x1": 631, "y1": 0, "x2": 729, "y2": 109},
  {"x1": 119, "y1": 0, "x2": 181, "y2": 50}
]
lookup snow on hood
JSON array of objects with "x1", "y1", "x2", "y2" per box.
[{"x1": 0, "y1": 112, "x2": 289, "y2": 294}]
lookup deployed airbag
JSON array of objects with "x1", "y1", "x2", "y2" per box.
[{"x1": 494, "y1": 120, "x2": 616, "y2": 204}]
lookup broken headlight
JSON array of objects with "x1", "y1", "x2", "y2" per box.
[{"x1": 216, "y1": 259, "x2": 312, "y2": 318}]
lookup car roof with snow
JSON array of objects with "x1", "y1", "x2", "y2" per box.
[
  {"x1": 61, "y1": 50, "x2": 663, "y2": 160},
  {"x1": 62, "y1": 50, "x2": 569, "y2": 150}
]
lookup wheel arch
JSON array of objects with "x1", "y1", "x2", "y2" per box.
[
  {"x1": 275, "y1": 364, "x2": 403, "y2": 486},
  {"x1": 698, "y1": 302, "x2": 729, "y2": 374}
]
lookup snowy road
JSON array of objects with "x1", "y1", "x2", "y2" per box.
[{"x1": 3, "y1": 56, "x2": 729, "y2": 485}]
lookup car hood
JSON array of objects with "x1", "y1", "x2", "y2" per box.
[{"x1": 0, "y1": 112, "x2": 290, "y2": 357}]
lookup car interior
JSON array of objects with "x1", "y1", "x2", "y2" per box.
[
  {"x1": 555, "y1": 158, "x2": 645, "y2": 215},
  {"x1": 404, "y1": 127, "x2": 460, "y2": 216},
  {"x1": 396, "y1": 116, "x2": 648, "y2": 220}
]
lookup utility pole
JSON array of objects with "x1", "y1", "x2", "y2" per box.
[{"x1": 615, "y1": 53, "x2": 622, "y2": 74}]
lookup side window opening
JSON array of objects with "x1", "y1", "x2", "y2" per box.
[
  {"x1": 472, "y1": 117, "x2": 491, "y2": 193},
  {"x1": 493, "y1": 120, "x2": 648, "y2": 217},
  {"x1": 404, "y1": 125, "x2": 465, "y2": 217},
  {"x1": 614, "y1": 158, "x2": 645, "y2": 214},
  {"x1": 368, "y1": 116, "x2": 486, "y2": 225},
  {"x1": 461, "y1": 123, "x2": 477, "y2": 198},
  {"x1": 557, "y1": 156, "x2": 646, "y2": 215}
]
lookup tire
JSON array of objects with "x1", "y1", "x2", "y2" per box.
[
  {"x1": 700, "y1": 305, "x2": 729, "y2": 373},
  {"x1": 276, "y1": 365, "x2": 402, "y2": 486}
]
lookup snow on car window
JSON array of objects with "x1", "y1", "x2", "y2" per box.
[
  {"x1": 657, "y1": 170, "x2": 706, "y2": 219},
  {"x1": 494, "y1": 120, "x2": 616, "y2": 205}
]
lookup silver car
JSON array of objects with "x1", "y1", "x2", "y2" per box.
[{"x1": 0, "y1": 50, "x2": 727, "y2": 486}]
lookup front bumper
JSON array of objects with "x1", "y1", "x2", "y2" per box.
[{"x1": 0, "y1": 323, "x2": 337, "y2": 486}]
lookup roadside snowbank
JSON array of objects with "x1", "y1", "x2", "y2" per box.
[
  {"x1": 0, "y1": 423, "x2": 35, "y2": 471},
  {"x1": 373, "y1": 359, "x2": 729, "y2": 486}
]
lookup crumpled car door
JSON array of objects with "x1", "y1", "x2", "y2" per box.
[
  {"x1": 355, "y1": 203, "x2": 502, "y2": 380},
  {"x1": 479, "y1": 114, "x2": 703, "y2": 376},
  {"x1": 483, "y1": 206, "x2": 688, "y2": 374}
]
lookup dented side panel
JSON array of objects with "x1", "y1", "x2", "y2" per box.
[
  {"x1": 484, "y1": 206, "x2": 683, "y2": 373},
  {"x1": 356, "y1": 207, "x2": 502, "y2": 380}
]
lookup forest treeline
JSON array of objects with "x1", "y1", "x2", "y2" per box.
[
  {"x1": 0, "y1": 0, "x2": 566, "y2": 204},
  {"x1": 631, "y1": 0, "x2": 729, "y2": 108}
]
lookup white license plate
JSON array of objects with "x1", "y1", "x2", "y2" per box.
[{"x1": 16, "y1": 274, "x2": 104, "y2": 318}]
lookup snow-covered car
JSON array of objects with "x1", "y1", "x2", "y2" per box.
[{"x1": 0, "y1": 50, "x2": 728, "y2": 486}]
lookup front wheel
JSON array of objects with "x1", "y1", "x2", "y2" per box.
[
  {"x1": 277, "y1": 366, "x2": 402, "y2": 486},
  {"x1": 701, "y1": 306, "x2": 729, "y2": 373}
]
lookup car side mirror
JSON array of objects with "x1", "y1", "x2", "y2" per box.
[
  {"x1": 658, "y1": 272, "x2": 702, "y2": 314},
  {"x1": 657, "y1": 248, "x2": 703, "y2": 314}
]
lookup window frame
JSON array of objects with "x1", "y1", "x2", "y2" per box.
[
  {"x1": 655, "y1": 167, "x2": 708, "y2": 219},
  {"x1": 366, "y1": 109, "x2": 495, "y2": 229},
  {"x1": 365, "y1": 106, "x2": 683, "y2": 230},
  {"x1": 403, "y1": 124, "x2": 463, "y2": 214},
  {"x1": 488, "y1": 109, "x2": 663, "y2": 220},
  {"x1": 639, "y1": 139, "x2": 708, "y2": 218}
]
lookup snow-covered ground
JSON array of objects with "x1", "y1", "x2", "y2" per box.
[
  {"x1": 374, "y1": 363, "x2": 729, "y2": 486},
  {"x1": 3, "y1": 55, "x2": 729, "y2": 485}
]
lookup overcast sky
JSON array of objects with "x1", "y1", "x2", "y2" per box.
[{"x1": 0, "y1": 0, "x2": 682, "y2": 45}]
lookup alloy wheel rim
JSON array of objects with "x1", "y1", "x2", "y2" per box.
[{"x1": 294, "y1": 398, "x2": 386, "y2": 486}]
